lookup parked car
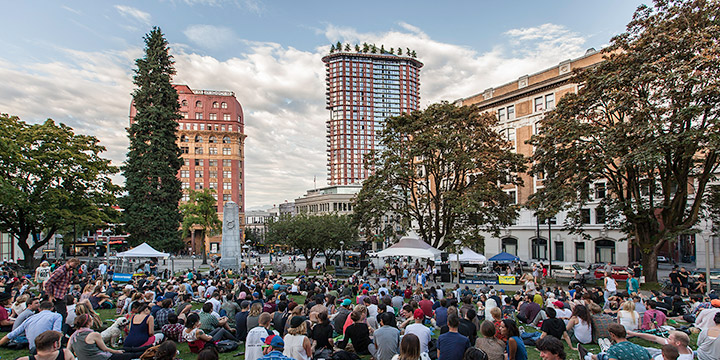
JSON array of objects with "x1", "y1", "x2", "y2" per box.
[
  {"x1": 594, "y1": 266, "x2": 631, "y2": 280},
  {"x1": 657, "y1": 255, "x2": 670, "y2": 263},
  {"x1": 555, "y1": 263, "x2": 591, "y2": 278}
]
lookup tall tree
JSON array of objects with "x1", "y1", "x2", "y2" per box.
[
  {"x1": 0, "y1": 114, "x2": 119, "y2": 268},
  {"x1": 180, "y1": 189, "x2": 221, "y2": 265},
  {"x1": 528, "y1": 0, "x2": 720, "y2": 281},
  {"x1": 319, "y1": 214, "x2": 358, "y2": 266},
  {"x1": 353, "y1": 102, "x2": 526, "y2": 249},
  {"x1": 122, "y1": 27, "x2": 184, "y2": 252}
]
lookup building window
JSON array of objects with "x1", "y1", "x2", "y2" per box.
[
  {"x1": 532, "y1": 238, "x2": 547, "y2": 260},
  {"x1": 575, "y1": 242, "x2": 585, "y2": 262},
  {"x1": 555, "y1": 241, "x2": 564, "y2": 261},
  {"x1": 501, "y1": 238, "x2": 517, "y2": 255},
  {"x1": 183, "y1": 158, "x2": 190, "y2": 166},
  {"x1": 581, "y1": 208, "x2": 591, "y2": 224},
  {"x1": 595, "y1": 239, "x2": 616, "y2": 264},
  {"x1": 209, "y1": 171, "x2": 217, "y2": 178},
  {"x1": 545, "y1": 93, "x2": 555, "y2": 109},
  {"x1": 222, "y1": 114, "x2": 229, "y2": 121},
  {"x1": 222, "y1": 147, "x2": 231, "y2": 155},
  {"x1": 195, "y1": 183, "x2": 203, "y2": 190},
  {"x1": 223, "y1": 182, "x2": 232, "y2": 190},
  {"x1": 180, "y1": 135, "x2": 189, "y2": 142},
  {"x1": 221, "y1": 102, "x2": 227, "y2": 109},
  {"x1": 208, "y1": 182, "x2": 216, "y2": 189},
  {"x1": 194, "y1": 135, "x2": 203, "y2": 143},
  {"x1": 209, "y1": 147, "x2": 218, "y2": 155},
  {"x1": 223, "y1": 159, "x2": 232, "y2": 167},
  {"x1": 195, "y1": 159, "x2": 203, "y2": 166},
  {"x1": 194, "y1": 147, "x2": 203, "y2": 154},
  {"x1": 194, "y1": 170, "x2": 202, "y2": 178},
  {"x1": 181, "y1": 182, "x2": 189, "y2": 189},
  {"x1": 595, "y1": 182, "x2": 606, "y2": 199},
  {"x1": 223, "y1": 194, "x2": 231, "y2": 201},
  {"x1": 181, "y1": 147, "x2": 189, "y2": 154},
  {"x1": 181, "y1": 193, "x2": 189, "y2": 201},
  {"x1": 209, "y1": 113, "x2": 217, "y2": 120},
  {"x1": 497, "y1": 108, "x2": 506, "y2": 122},
  {"x1": 595, "y1": 206, "x2": 606, "y2": 224},
  {"x1": 195, "y1": 112, "x2": 203, "y2": 119},
  {"x1": 504, "y1": 189, "x2": 517, "y2": 204},
  {"x1": 208, "y1": 160, "x2": 218, "y2": 167},
  {"x1": 223, "y1": 170, "x2": 232, "y2": 178},
  {"x1": 209, "y1": 136, "x2": 217, "y2": 143},
  {"x1": 534, "y1": 97, "x2": 544, "y2": 112},
  {"x1": 212, "y1": 101, "x2": 219, "y2": 108},
  {"x1": 222, "y1": 136, "x2": 231, "y2": 144},
  {"x1": 180, "y1": 112, "x2": 189, "y2": 119},
  {"x1": 501, "y1": 128, "x2": 516, "y2": 150},
  {"x1": 181, "y1": 100, "x2": 188, "y2": 107},
  {"x1": 180, "y1": 170, "x2": 189, "y2": 178},
  {"x1": 195, "y1": 101, "x2": 202, "y2": 108},
  {"x1": 507, "y1": 105, "x2": 515, "y2": 120}
]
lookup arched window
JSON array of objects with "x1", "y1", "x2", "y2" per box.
[
  {"x1": 595, "y1": 239, "x2": 616, "y2": 264},
  {"x1": 212, "y1": 101, "x2": 219, "y2": 108},
  {"x1": 195, "y1": 135, "x2": 203, "y2": 143},
  {"x1": 209, "y1": 136, "x2": 218, "y2": 143},
  {"x1": 532, "y1": 237, "x2": 547, "y2": 260},
  {"x1": 222, "y1": 136, "x2": 231, "y2": 144},
  {"x1": 221, "y1": 102, "x2": 228, "y2": 109},
  {"x1": 195, "y1": 101, "x2": 202, "y2": 108},
  {"x1": 180, "y1": 135, "x2": 189, "y2": 142},
  {"x1": 181, "y1": 100, "x2": 188, "y2": 107},
  {"x1": 501, "y1": 238, "x2": 517, "y2": 256}
]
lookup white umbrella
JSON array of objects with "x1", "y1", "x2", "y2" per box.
[{"x1": 376, "y1": 235, "x2": 442, "y2": 259}]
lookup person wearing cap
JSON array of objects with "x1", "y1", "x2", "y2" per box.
[
  {"x1": 283, "y1": 316, "x2": 311, "y2": 360},
  {"x1": 404, "y1": 309, "x2": 432, "y2": 354},
  {"x1": 333, "y1": 299, "x2": 352, "y2": 334},
  {"x1": 259, "y1": 334, "x2": 292, "y2": 360}
]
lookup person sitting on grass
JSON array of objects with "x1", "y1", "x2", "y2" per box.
[
  {"x1": 337, "y1": 310, "x2": 373, "y2": 355},
  {"x1": 540, "y1": 307, "x2": 573, "y2": 349},
  {"x1": 161, "y1": 313, "x2": 184, "y2": 343},
  {"x1": 16, "y1": 330, "x2": 75, "y2": 360},
  {"x1": 535, "y1": 335, "x2": 566, "y2": 360},
  {"x1": 475, "y1": 320, "x2": 504, "y2": 360},
  {"x1": 69, "y1": 314, "x2": 146, "y2": 360},
  {"x1": 0, "y1": 300, "x2": 62, "y2": 353},
  {"x1": 625, "y1": 330, "x2": 692, "y2": 360},
  {"x1": 498, "y1": 319, "x2": 527, "y2": 360},
  {"x1": 586, "y1": 324, "x2": 650, "y2": 360}
]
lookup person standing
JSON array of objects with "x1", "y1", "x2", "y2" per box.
[
  {"x1": 604, "y1": 272, "x2": 618, "y2": 306},
  {"x1": 669, "y1": 267, "x2": 681, "y2": 296},
  {"x1": 44, "y1": 258, "x2": 80, "y2": 322},
  {"x1": 678, "y1": 267, "x2": 690, "y2": 297},
  {"x1": 34, "y1": 261, "x2": 52, "y2": 288}
]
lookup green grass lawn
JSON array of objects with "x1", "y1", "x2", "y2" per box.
[{"x1": 0, "y1": 305, "x2": 697, "y2": 360}]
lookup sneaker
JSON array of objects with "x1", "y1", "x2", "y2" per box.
[
  {"x1": 519, "y1": 326, "x2": 526, "y2": 334},
  {"x1": 584, "y1": 353, "x2": 594, "y2": 360}
]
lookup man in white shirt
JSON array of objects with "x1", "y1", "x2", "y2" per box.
[
  {"x1": 404, "y1": 309, "x2": 432, "y2": 354},
  {"x1": 627, "y1": 330, "x2": 693, "y2": 360},
  {"x1": 207, "y1": 292, "x2": 222, "y2": 315},
  {"x1": 245, "y1": 313, "x2": 276, "y2": 360},
  {"x1": 364, "y1": 297, "x2": 379, "y2": 318},
  {"x1": 694, "y1": 305, "x2": 720, "y2": 330}
]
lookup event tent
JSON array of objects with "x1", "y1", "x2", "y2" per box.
[
  {"x1": 376, "y1": 235, "x2": 442, "y2": 259},
  {"x1": 488, "y1": 251, "x2": 520, "y2": 262},
  {"x1": 116, "y1": 242, "x2": 170, "y2": 258},
  {"x1": 449, "y1": 247, "x2": 487, "y2": 263}
]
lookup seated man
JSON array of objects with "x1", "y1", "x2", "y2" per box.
[
  {"x1": 0, "y1": 301, "x2": 62, "y2": 353},
  {"x1": 16, "y1": 331, "x2": 74, "y2": 360},
  {"x1": 642, "y1": 301, "x2": 667, "y2": 330},
  {"x1": 588, "y1": 324, "x2": 651, "y2": 360},
  {"x1": 627, "y1": 330, "x2": 693, "y2": 360}
]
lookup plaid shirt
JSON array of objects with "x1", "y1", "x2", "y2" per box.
[
  {"x1": 692, "y1": 302, "x2": 712, "y2": 316},
  {"x1": 162, "y1": 323, "x2": 184, "y2": 342},
  {"x1": 45, "y1": 264, "x2": 73, "y2": 300},
  {"x1": 259, "y1": 350, "x2": 294, "y2": 360},
  {"x1": 155, "y1": 308, "x2": 174, "y2": 328},
  {"x1": 592, "y1": 314, "x2": 615, "y2": 340}
]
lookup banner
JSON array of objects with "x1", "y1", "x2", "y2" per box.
[
  {"x1": 112, "y1": 273, "x2": 132, "y2": 282},
  {"x1": 498, "y1": 275, "x2": 516, "y2": 285},
  {"x1": 460, "y1": 278, "x2": 498, "y2": 285}
]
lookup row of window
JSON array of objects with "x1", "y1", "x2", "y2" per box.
[
  {"x1": 180, "y1": 147, "x2": 238, "y2": 155},
  {"x1": 502, "y1": 238, "x2": 615, "y2": 264},
  {"x1": 180, "y1": 123, "x2": 236, "y2": 132},
  {"x1": 183, "y1": 159, "x2": 239, "y2": 167},
  {"x1": 181, "y1": 112, "x2": 234, "y2": 121},
  {"x1": 497, "y1": 93, "x2": 555, "y2": 122},
  {"x1": 181, "y1": 181, "x2": 241, "y2": 190},
  {"x1": 181, "y1": 100, "x2": 228, "y2": 109},
  {"x1": 180, "y1": 170, "x2": 236, "y2": 178}
]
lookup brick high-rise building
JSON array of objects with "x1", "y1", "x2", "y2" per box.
[
  {"x1": 130, "y1": 85, "x2": 246, "y2": 256},
  {"x1": 323, "y1": 50, "x2": 422, "y2": 185}
]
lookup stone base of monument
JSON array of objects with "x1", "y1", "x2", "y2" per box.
[{"x1": 219, "y1": 201, "x2": 243, "y2": 271}]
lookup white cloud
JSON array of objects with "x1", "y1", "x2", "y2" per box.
[
  {"x1": 183, "y1": 25, "x2": 237, "y2": 50},
  {"x1": 0, "y1": 22, "x2": 590, "y2": 209},
  {"x1": 114, "y1": 5, "x2": 152, "y2": 25}
]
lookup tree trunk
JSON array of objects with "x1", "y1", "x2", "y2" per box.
[
  {"x1": 641, "y1": 247, "x2": 659, "y2": 282},
  {"x1": 201, "y1": 229, "x2": 208, "y2": 265},
  {"x1": 304, "y1": 254, "x2": 313, "y2": 270}
]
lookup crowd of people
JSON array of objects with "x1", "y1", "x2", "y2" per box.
[{"x1": 0, "y1": 257, "x2": 718, "y2": 360}]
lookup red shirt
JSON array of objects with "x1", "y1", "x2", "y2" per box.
[
  {"x1": 419, "y1": 299, "x2": 433, "y2": 318},
  {"x1": 404, "y1": 289, "x2": 412, "y2": 299}
]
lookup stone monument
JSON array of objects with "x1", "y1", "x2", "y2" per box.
[{"x1": 218, "y1": 201, "x2": 242, "y2": 270}]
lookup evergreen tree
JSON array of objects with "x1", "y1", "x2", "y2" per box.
[
  {"x1": 344, "y1": 43, "x2": 351, "y2": 52},
  {"x1": 397, "y1": 47, "x2": 403, "y2": 55},
  {"x1": 354, "y1": 44, "x2": 360, "y2": 52},
  {"x1": 330, "y1": 44, "x2": 335, "y2": 53},
  {"x1": 122, "y1": 27, "x2": 184, "y2": 252},
  {"x1": 362, "y1": 43, "x2": 369, "y2": 53},
  {"x1": 336, "y1": 41, "x2": 342, "y2": 51}
]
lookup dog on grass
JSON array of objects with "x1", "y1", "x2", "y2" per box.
[{"x1": 101, "y1": 317, "x2": 129, "y2": 347}]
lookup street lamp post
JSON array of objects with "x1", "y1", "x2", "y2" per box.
[
  {"x1": 454, "y1": 239, "x2": 462, "y2": 287},
  {"x1": 340, "y1": 240, "x2": 345, "y2": 267},
  {"x1": 703, "y1": 229, "x2": 712, "y2": 296}
]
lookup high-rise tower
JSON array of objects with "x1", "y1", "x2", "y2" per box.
[{"x1": 323, "y1": 49, "x2": 422, "y2": 185}]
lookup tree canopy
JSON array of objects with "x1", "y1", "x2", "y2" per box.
[
  {"x1": 122, "y1": 27, "x2": 184, "y2": 252},
  {"x1": 528, "y1": 0, "x2": 720, "y2": 280},
  {"x1": 266, "y1": 214, "x2": 358, "y2": 269},
  {"x1": 180, "y1": 189, "x2": 221, "y2": 264},
  {"x1": 0, "y1": 114, "x2": 119, "y2": 268},
  {"x1": 353, "y1": 102, "x2": 526, "y2": 250}
]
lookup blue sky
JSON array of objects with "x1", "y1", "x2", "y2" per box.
[{"x1": 0, "y1": 0, "x2": 645, "y2": 208}]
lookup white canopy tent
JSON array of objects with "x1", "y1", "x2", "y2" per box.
[
  {"x1": 449, "y1": 247, "x2": 487, "y2": 263},
  {"x1": 376, "y1": 235, "x2": 442, "y2": 259},
  {"x1": 116, "y1": 242, "x2": 170, "y2": 258}
]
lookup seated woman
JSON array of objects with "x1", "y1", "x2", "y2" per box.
[
  {"x1": 68, "y1": 314, "x2": 145, "y2": 360},
  {"x1": 565, "y1": 304, "x2": 593, "y2": 346},
  {"x1": 337, "y1": 310, "x2": 372, "y2": 355},
  {"x1": 475, "y1": 321, "x2": 505, "y2": 360},
  {"x1": 74, "y1": 303, "x2": 103, "y2": 331},
  {"x1": 124, "y1": 304, "x2": 161, "y2": 348},
  {"x1": 89, "y1": 286, "x2": 113, "y2": 310},
  {"x1": 182, "y1": 313, "x2": 237, "y2": 354}
]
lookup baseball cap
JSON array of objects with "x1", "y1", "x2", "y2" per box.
[
  {"x1": 253, "y1": 292, "x2": 260, "y2": 298},
  {"x1": 290, "y1": 316, "x2": 306, "y2": 328},
  {"x1": 239, "y1": 292, "x2": 247, "y2": 299},
  {"x1": 261, "y1": 334, "x2": 284, "y2": 349},
  {"x1": 553, "y1": 301, "x2": 565, "y2": 309},
  {"x1": 342, "y1": 299, "x2": 352, "y2": 306},
  {"x1": 711, "y1": 299, "x2": 720, "y2": 307},
  {"x1": 413, "y1": 308, "x2": 424, "y2": 319},
  {"x1": 362, "y1": 289, "x2": 368, "y2": 294}
]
